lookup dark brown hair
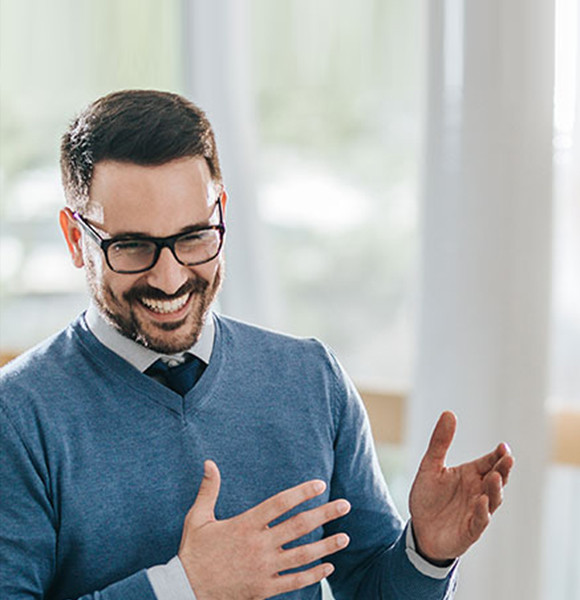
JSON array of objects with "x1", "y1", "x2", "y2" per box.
[{"x1": 60, "y1": 89, "x2": 222, "y2": 211}]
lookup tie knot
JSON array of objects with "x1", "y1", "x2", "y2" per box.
[{"x1": 145, "y1": 355, "x2": 205, "y2": 395}]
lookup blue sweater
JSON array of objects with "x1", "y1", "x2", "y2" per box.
[{"x1": 0, "y1": 313, "x2": 456, "y2": 599}]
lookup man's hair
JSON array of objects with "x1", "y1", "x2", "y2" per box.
[{"x1": 60, "y1": 89, "x2": 222, "y2": 212}]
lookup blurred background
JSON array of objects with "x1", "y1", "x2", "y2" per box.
[{"x1": 0, "y1": 1, "x2": 578, "y2": 598}]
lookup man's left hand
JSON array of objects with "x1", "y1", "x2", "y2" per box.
[{"x1": 409, "y1": 411, "x2": 514, "y2": 563}]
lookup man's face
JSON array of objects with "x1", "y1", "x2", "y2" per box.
[{"x1": 74, "y1": 157, "x2": 224, "y2": 353}]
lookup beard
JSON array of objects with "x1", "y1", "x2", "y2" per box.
[{"x1": 87, "y1": 258, "x2": 223, "y2": 354}]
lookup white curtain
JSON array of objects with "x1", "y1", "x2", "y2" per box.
[
  {"x1": 410, "y1": 1, "x2": 554, "y2": 599},
  {"x1": 181, "y1": 0, "x2": 275, "y2": 327}
]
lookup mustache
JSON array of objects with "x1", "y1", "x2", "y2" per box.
[{"x1": 123, "y1": 277, "x2": 209, "y2": 303}]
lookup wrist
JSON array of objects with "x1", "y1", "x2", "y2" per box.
[{"x1": 410, "y1": 523, "x2": 456, "y2": 567}]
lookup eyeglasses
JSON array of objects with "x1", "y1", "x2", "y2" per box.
[{"x1": 73, "y1": 199, "x2": 226, "y2": 274}]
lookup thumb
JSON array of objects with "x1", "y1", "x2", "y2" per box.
[
  {"x1": 186, "y1": 460, "x2": 221, "y2": 528},
  {"x1": 421, "y1": 411, "x2": 457, "y2": 471}
]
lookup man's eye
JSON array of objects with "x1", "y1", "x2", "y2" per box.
[
  {"x1": 110, "y1": 240, "x2": 154, "y2": 255},
  {"x1": 179, "y1": 231, "x2": 212, "y2": 245}
]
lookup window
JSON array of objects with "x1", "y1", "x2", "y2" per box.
[
  {"x1": 1, "y1": 2, "x2": 578, "y2": 598},
  {"x1": 0, "y1": 0, "x2": 184, "y2": 352},
  {"x1": 252, "y1": 0, "x2": 424, "y2": 390}
]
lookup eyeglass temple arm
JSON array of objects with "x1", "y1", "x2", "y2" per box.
[{"x1": 72, "y1": 211, "x2": 103, "y2": 244}]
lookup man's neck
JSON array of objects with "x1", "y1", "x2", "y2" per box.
[{"x1": 84, "y1": 302, "x2": 215, "y2": 372}]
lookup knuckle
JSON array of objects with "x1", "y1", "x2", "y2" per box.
[
  {"x1": 293, "y1": 511, "x2": 312, "y2": 532},
  {"x1": 272, "y1": 564, "x2": 327, "y2": 596},
  {"x1": 286, "y1": 572, "x2": 304, "y2": 588},
  {"x1": 293, "y1": 565, "x2": 325, "y2": 587},
  {"x1": 278, "y1": 572, "x2": 304, "y2": 593},
  {"x1": 292, "y1": 544, "x2": 312, "y2": 565},
  {"x1": 324, "y1": 505, "x2": 339, "y2": 522},
  {"x1": 271, "y1": 494, "x2": 293, "y2": 517}
]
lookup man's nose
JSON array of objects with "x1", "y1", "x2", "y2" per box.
[{"x1": 145, "y1": 247, "x2": 190, "y2": 295}]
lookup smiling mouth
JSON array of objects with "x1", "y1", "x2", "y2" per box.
[{"x1": 139, "y1": 293, "x2": 191, "y2": 315}]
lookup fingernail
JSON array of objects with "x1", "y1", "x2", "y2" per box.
[
  {"x1": 313, "y1": 480, "x2": 326, "y2": 493},
  {"x1": 324, "y1": 564, "x2": 335, "y2": 576},
  {"x1": 336, "y1": 533, "x2": 350, "y2": 547},
  {"x1": 336, "y1": 500, "x2": 351, "y2": 514}
]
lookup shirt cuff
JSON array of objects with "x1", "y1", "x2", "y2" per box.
[
  {"x1": 405, "y1": 522, "x2": 458, "y2": 580},
  {"x1": 147, "y1": 556, "x2": 197, "y2": 600}
]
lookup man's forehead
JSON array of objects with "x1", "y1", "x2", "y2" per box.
[
  {"x1": 89, "y1": 157, "x2": 214, "y2": 189},
  {"x1": 86, "y1": 157, "x2": 217, "y2": 222}
]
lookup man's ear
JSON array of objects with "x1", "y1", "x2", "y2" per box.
[
  {"x1": 59, "y1": 208, "x2": 85, "y2": 268},
  {"x1": 220, "y1": 189, "x2": 228, "y2": 215}
]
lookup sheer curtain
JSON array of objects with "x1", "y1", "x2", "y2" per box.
[
  {"x1": 180, "y1": 0, "x2": 277, "y2": 328},
  {"x1": 544, "y1": 1, "x2": 580, "y2": 598},
  {"x1": 410, "y1": 1, "x2": 554, "y2": 599}
]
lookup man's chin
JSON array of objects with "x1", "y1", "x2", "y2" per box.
[
  {"x1": 133, "y1": 319, "x2": 200, "y2": 354},
  {"x1": 150, "y1": 318, "x2": 188, "y2": 332}
]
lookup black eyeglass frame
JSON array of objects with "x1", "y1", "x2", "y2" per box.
[{"x1": 72, "y1": 199, "x2": 226, "y2": 274}]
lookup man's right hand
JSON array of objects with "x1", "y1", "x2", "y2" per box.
[{"x1": 178, "y1": 460, "x2": 351, "y2": 600}]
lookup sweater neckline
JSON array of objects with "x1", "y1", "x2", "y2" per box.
[{"x1": 71, "y1": 313, "x2": 228, "y2": 418}]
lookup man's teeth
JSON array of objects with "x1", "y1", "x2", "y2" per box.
[{"x1": 141, "y1": 294, "x2": 190, "y2": 314}]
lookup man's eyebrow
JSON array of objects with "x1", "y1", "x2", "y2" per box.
[
  {"x1": 174, "y1": 221, "x2": 214, "y2": 235},
  {"x1": 106, "y1": 220, "x2": 214, "y2": 240}
]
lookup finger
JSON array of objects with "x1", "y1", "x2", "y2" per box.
[
  {"x1": 494, "y1": 452, "x2": 515, "y2": 485},
  {"x1": 280, "y1": 533, "x2": 350, "y2": 572},
  {"x1": 270, "y1": 499, "x2": 351, "y2": 546},
  {"x1": 469, "y1": 495, "x2": 490, "y2": 541},
  {"x1": 420, "y1": 411, "x2": 457, "y2": 470},
  {"x1": 474, "y1": 442, "x2": 512, "y2": 476},
  {"x1": 484, "y1": 471, "x2": 503, "y2": 513},
  {"x1": 186, "y1": 460, "x2": 221, "y2": 528},
  {"x1": 251, "y1": 479, "x2": 327, "y2": 526},
  {"x1": 270, "y1": 562, "x2": 335, "y2": 596}
]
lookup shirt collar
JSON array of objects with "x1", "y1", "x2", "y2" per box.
[{"x1": 85, "y1": 302, "x2": 215, "y2": 372}]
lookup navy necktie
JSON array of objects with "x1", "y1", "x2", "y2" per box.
[{"x1": 145, "y1": 355, "x2": 206, "y2": 395}]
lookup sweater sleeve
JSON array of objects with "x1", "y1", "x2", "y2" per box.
[
  {"x1": 0, "y1": 405, "x2": 157, "y2": 600},
  {"x1": 319, "y1": 349, "x2": 458, "y2": 599}
]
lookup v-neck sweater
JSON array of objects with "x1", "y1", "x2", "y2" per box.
[{"x1": 0, "y1": 313, "x2": 456, "y2": 599}]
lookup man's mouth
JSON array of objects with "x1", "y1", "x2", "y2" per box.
[{"x1": 139, "y1": 293, "x2": 191, "y2": 315}]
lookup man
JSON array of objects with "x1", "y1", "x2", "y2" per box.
[{"x1": 0, "y1": 90, "x2": 513, "y2": 599}]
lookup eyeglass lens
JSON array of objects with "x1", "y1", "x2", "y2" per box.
[{"x1": 107, "y1": 229, "x2": 222, "y2": 272}]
